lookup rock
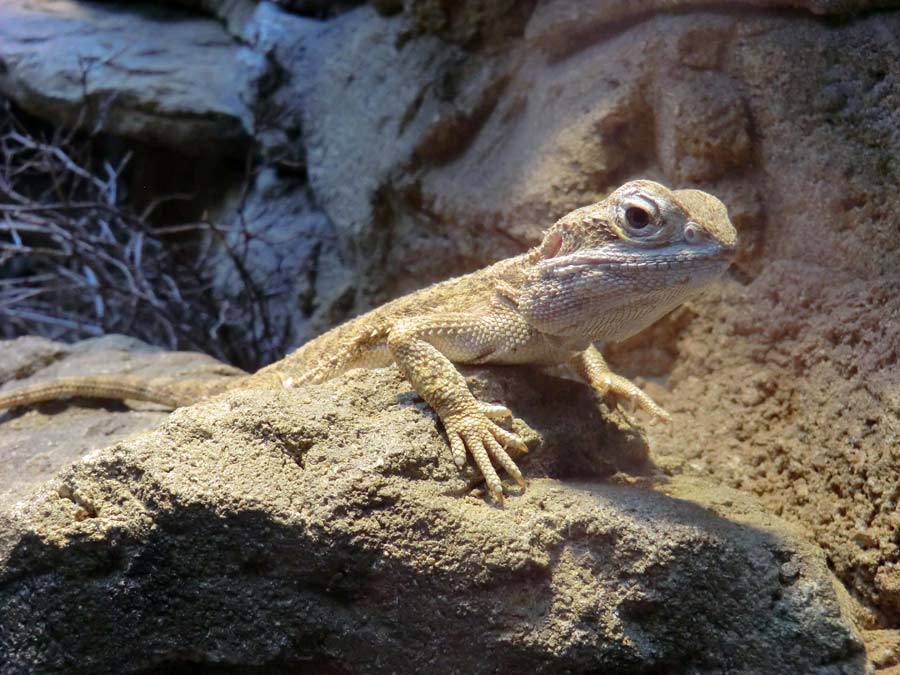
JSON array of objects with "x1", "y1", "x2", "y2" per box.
[
  {"x1": 864, "y1": 629, "x2": 900, "y2": 672},
  {"x1": 209, "y1": 170, "x2": 355, "y2": 351},
  {"x1": 654, "y1": 71, "x2": 753, "y2": 184},
  {"x1": 646, "y1": 263, "x2": 900, "y2": 628},
  {"x1": 0, "y1": 364, "x2": 868, "y2": 674},
  {"x1": 1, "y1": 0, "x2": 898, "y2": 648},
  {"x1": 0, "y1": 336, "x2": 244, "y2": 511},
  {"x1": 249, "y1": 2, "x2": 554, "y2": 300},
  {"x1": 262, "y1": 4, "x2": 507, "y2": 299},
  {"x1": 164, "y1": 0, "x2": 259, "y2": 36},
  {"x1": 397, "y1": 0, "x2": 536, "y2": 46},
  {"x1": 524, "y1": 0, "x2": 900, "y2": 52},
  {"x1": 0, "y1": 0, "x2": 252, "y2": 151},
  {"x1": 274, "y1": 3, "x2": 900, "y2": 626},
  {"x1": 272, "y1": 0, "x2": 365, "y2": 19}
]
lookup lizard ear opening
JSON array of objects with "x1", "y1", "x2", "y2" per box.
[{"x1": 539, "y1": 230, "x2": 563, "y2": 259}]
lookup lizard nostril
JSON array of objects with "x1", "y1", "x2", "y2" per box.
[{"x1": 684, "y1": 223, "x2": 703, "y2": 244}]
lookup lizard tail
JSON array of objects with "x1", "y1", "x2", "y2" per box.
[{"x1": 0, "y1": 375, "x2": 191, "y2": 411}]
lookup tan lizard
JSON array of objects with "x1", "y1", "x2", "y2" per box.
[{"x1": 0, "y1": 180, "x2": 737, "y2": 503}]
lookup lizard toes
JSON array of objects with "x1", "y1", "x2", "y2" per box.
[
  {"x1": 446, "y1": 413, "x2": 529, "y2": 503},
  {"x1": 652, "y1": 407, "x2": 673, "y2": 424},
  {"x1": 606, "y1": 375, "x2": 670, "y2": 424},
  {"x1": 489, "y1": 422, "x2": 529, "y2": 455},
  {"x1": 449, "y1": 433, "x2": 468, "y2": 468},
  {"x1": 631, "y1": 391, "x2": 671, "y2": 424},
  {"x1": 484, "y1": 433, "x2": 526, "y2": 489},
  {"x1": 477, "y1": 401, "x2": 513, "y2": 421},
  {"x1": 466, "y1": 435, "x2": 506, "y2": 505}
]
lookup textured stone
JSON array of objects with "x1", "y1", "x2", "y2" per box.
[
  {"x1": 281, "y1": 4, "x2": 900, "y2": 627},
  {"x1": 525, "y1": 0, "x2": 900, "y2": 50},
  {"x1": 645, "y1": 262, "x2": 900, "y2": 629},
  {"x1": 0, "y1": 361, "x2": 867, "y2": 674},
  {"x1": 166, "y1": 0, "x2": 258, "y2": 35},
  {"x1": 0, "y1": 336, "x2": 243, "y2": 512},
  {"x1": 210, "y1": 169, "x2": 355, "y2": 351},
  {"x1": 246, "y1": 2, "x2": 535, "y2": 299},
  {"x1": 0, "y1": 0, "x2": 252, "y2": 151},
  {"x1": 865, "y1": 629, "x2": 900, "y2": 672}
]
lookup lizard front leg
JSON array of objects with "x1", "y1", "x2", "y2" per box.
[
  {"x1": 387, "y1": 316, "x2": 529, "y2": 504},
  {"x1": 569, "y1": 345, "x2": 671, "y2": 423}
]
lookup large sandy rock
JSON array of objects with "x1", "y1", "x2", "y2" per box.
[
  {"x1": 0, "y1": 336, "x2": 244, "y2": 511},
  {"x1": 0, "y1": 0, "x2": 896, "y2": 643},
  {"x1": 272, "y1": 3, "x2": 900, "y2": 626},
  {"x1": 0, "y1": 361, "x2": 868, "y2": 674}
]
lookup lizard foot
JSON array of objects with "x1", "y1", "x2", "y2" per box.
[
  {"x1": 444, "y1": 408, "x2": 528, "y2": 505},
  {"x1": 595, "y1": 374, "x2": 671, "y2": 424}
]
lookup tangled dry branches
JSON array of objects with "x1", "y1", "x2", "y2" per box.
[{"x1": 0, "y1": 102, "x2": 284, "y2": 370}]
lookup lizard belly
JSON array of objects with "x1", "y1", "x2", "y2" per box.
[{"x1": 473, "y1": 334, "x2": 581, "y2": 367}]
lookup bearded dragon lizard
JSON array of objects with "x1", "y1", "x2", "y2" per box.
[{"x1": 0, "y1": 180, "x2": 737, "y2": 503}]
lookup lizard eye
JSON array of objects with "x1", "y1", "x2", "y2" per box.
[
  {"x1": 619, "y1": 195, "x2": 661, "y2": 237},
  {"x1": 625, "y1": 206, "x2": 650, "y2": 230}
]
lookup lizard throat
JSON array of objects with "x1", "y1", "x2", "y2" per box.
[{"x1": 522, "y1": 245, "x2": 734, "y2": 341}]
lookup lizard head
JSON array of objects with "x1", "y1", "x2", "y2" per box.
[{"x1": 518, "y1": 180, "x2": 738, "y2": 342}]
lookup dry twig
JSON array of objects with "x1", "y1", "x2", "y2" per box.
[{"x1": 0, "y1": 101, "x2": 286, "y2": 370}]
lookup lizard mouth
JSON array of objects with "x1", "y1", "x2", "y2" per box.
[{"x1": 545, "y1": 244, "x2": 734, "y2": 274}]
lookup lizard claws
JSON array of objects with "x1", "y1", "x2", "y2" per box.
[
  {"x1": 445, "y1": 408, "x2": 528, "y2": 504},
  {"x1": 600, "y1": 374, "x2": 671, "y2": 424}
]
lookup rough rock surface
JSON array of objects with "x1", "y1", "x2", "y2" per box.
[
  {"x1": 0, "y1": 0, "x2": 898, "y2": 661},
  {"x1": 866, "y1": 629, "x2": 900, "y2": 673},
  {"x1": 0, "y1": 0, "x2": 252, "y2": 150},
  {"x1": 169, "y1": 0, "x2": 258, "y2": 35},
  {"x1": 210, "y1": 170, "x2": 355, "y2": 353},
  {"x1": 0, "y1": 336, "x2": 244, "y2": 511},
  {"x1": 270, "y1": 4, "x2": 900, "y2": 628},
  {"x1": 0, "y1": 360, "x2": 868, "y2": 674},
  {"x1": 645, "y1": 265, "x2": 900, "y2": 628},
  {"x1": 524, "y1": 0, "x2": 900, "y2": 50}
]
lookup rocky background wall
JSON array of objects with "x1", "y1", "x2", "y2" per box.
[{"x1": 0, "y1": 1, "x2": 898, "y2": 673}]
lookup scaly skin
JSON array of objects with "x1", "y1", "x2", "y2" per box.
[{"x1": 0, "y1": 180, "x2": 737, "y2": 503}]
